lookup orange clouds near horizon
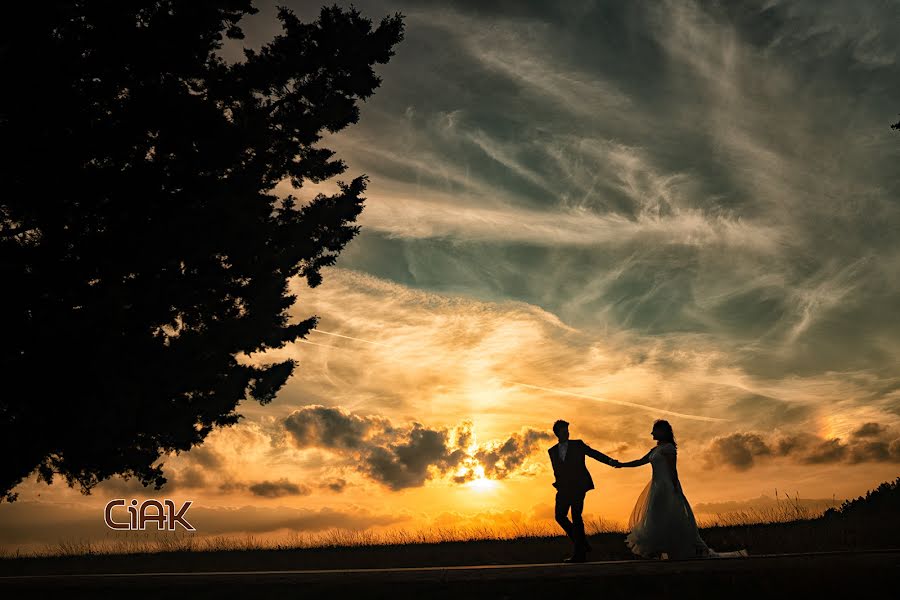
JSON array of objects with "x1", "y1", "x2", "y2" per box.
[{"x1": 4, "y1": 267, "x2": 897, "y2": 554}]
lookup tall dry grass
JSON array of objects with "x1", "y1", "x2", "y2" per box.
[
  {"x1": 696, "y1": 489, "x2": 836, "y2": 528},
  {"x1": 2, "y1": 517, "x2": 627, "y2": 559},
  {"x1": 0, "y1": 488, "x2": 868, "y2": 562}
]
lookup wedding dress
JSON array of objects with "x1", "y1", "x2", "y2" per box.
[{"x1": 625, "y1": 442, "x2": 748, "y2": 559}]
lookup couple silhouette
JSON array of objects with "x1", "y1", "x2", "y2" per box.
[{"x1": 548, "y1": 419, "x2": 747, "y2": 562}]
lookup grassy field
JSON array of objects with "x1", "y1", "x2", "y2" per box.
[
  {"x1": 0, "y1": 478, "x2": 897, "y2": 576},
  {"x1": 0, "y1": 485, "x2": 848, "y2": 559}
]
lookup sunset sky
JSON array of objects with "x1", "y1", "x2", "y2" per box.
[{"x1": 3, "y1": 0, "x2": 900, "y2": 553}]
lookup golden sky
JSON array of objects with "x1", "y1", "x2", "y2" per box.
[
  {"x1": 3, "y1": 0, "x2": 899, "y2": 553},
  {"x1": 3, "y1": 266, "x2": 897, "y2": 552}
]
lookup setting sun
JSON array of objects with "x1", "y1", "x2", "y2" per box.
[
  {"x1": 467, "y1": 477, "x2": 498, "y2": 492},
  {"x1": 465, "y1": 465, "x2": 499, "y2": 492},
  {"x1": 3, "y1": 5, "x2": 899, "y2": 588}
]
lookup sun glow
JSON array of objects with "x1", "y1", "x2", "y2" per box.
[
  {"x1": 464, "y1": 465, "x2": 498, "y2": 492},
  {"x1": 467, "y1": 476, "x2": 498, "y2": 492}
]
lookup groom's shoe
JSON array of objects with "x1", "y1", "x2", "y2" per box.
[{"x1": 563, "y1": 552, "x2": 587, "y2": 563}]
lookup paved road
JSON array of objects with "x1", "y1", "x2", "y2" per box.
[{"x1": 1, "y1": 550, "x2": 896, "y2": 598}]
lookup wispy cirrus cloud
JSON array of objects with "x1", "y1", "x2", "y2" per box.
[
  {"x1": 11, "y1": 0, "x2": 897, "y2": 552},
  {"x1": 211, "y1": 0, "x2": 900, "y2": 527}
]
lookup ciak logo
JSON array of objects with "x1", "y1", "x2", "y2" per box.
[{"x1": 104, "y1": 499, "x2": 196, "y2": 531}]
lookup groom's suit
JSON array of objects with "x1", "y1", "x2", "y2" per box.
[{"x1": 548, "y1": 439, "x2": 616, "y2": 554}]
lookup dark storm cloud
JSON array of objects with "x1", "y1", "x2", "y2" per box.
[
  {"x1": 283, "y1": 406, "x2": 547, "y2": 489},
  {"x1": 706, "y1": 425, "x2": 900, "y2": 470}
]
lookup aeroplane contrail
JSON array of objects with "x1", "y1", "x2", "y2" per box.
[
  {"x1": 497, "y1": 380, "x2": 729, "y2": 422},
  {"x1": 296, "y1": 338, "x2": 348, "y2": 350},
  {"x1": 309, "y1": 329, "x2": 393, "y2": 347},
  {"x1": 308, "y1": 329, "x2": 729, "y2": 422}
]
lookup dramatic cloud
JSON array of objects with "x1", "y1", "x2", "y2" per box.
[
  {"x1": 282, "y1": 405, "x2": 393, "y2": 450},
  {"x1": 97, "y1": 465, "x2": 209, "y2": 495},
  {"x1": 320, "y1": 478, "x2": 348, "y2": 493},
  {"x1": 247, "y1": 479, "x2": 312, "y2": 498},
  {"x1": 213, "y1": 478, "x2": 311, "y2": 498},
  {"x1": 182, "y1": 445, "x2": 225, "y2": 470},
  {"x1": 255, "y1": 0, "x2": 900, "y2": 390},
  {"x1": 212, "y1": 0, "x2": 900, "y2": 390},
  {"x1": 706, "y1": 425, "x2": 900, "y2": 470},
  {"x1": 469, "y1": 428, "x2": 553, "y2": 481},
  {"x1": 852, "y1": 423, "x2": 887, "y2": 438},
  {"x1": 283, "y1": 406, "x2": 549, "y2": 489},
  {"x1": 707, "y1": 433, "x2": 772, "y2": 470},
  {"x1": 11, "y1": 0, "x2": 899, "y2": 550}
]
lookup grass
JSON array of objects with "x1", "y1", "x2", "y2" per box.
[
  {"x1": 0, "y1": 491, "x2": 829, "y2": 560},
  {"x1": 0, "y1": 519, "x2": 614, "y2": 560},
  {"x1": 1, "y1": 480, "x2": 897, "y2": 575},
  {"x1": 696, "y1": 488, "x2": 833, "y2": 528}
]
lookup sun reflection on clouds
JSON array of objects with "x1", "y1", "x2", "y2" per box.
[{"x1": 224, "y1": 261, "x2": 899, "y2": 527}]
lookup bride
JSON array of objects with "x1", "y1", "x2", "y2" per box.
[{"x1": 616, "y1": 419, "x2": 748, "y2": 559}]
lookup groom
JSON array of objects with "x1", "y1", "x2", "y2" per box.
[{"x1": 548, "y1": 419, "x2": 619, "y2": 563}]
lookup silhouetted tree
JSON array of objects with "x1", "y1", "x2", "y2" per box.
[
  {"x1": 822, "y1": 477, "x2": 900, "y2": 520},
  {"x1": 0, "y1": 1, "x2": 404, "y2": 502}
]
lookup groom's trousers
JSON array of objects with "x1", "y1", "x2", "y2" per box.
[{"x1": 554, "y1": 490, "x2": 588, "y2": 551}]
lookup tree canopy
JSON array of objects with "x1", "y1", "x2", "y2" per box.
[{"x1": 0, "y1": 1, "x2": 404, "y2": 502}]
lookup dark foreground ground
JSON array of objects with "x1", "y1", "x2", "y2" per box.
[
  {"x1": 3, "y1": 515, "x2": 896, "y2": 576},
  {"x1": 1, "y1": 550, "x2": 897, "y2": 599}
]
